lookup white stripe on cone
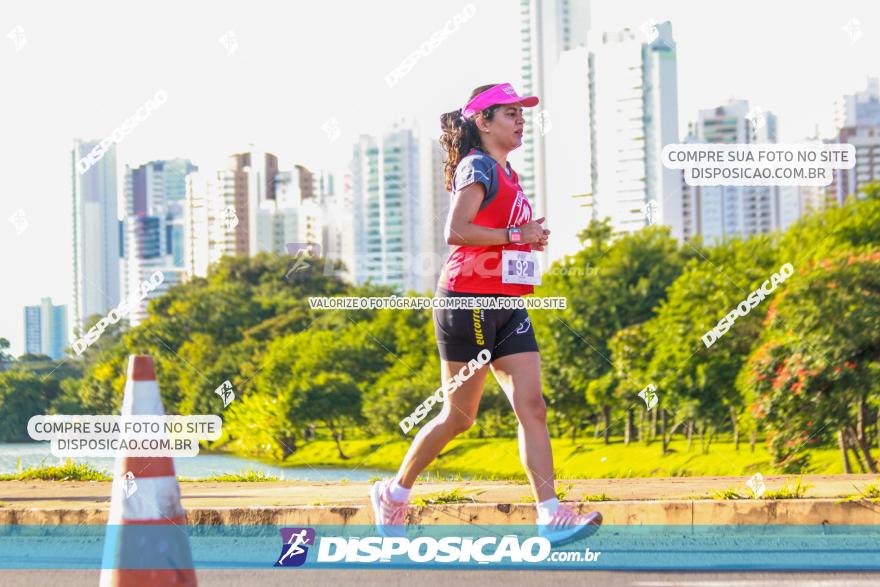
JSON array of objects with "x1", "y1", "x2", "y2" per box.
[
  {"x1": 123, "y1": 379, "x2": 166, "y2": 416},
  {"x1": 108, "y1": 476, "x2": 186, "y2": 523}
]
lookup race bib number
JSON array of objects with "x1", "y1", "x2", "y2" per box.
[{"x1": 501, "y1": 250, "x2": 541, "y2": 285}]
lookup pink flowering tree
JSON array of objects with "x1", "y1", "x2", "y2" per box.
[{"x1": 742, "y1": 251, "x2": 880, "y2": 473}]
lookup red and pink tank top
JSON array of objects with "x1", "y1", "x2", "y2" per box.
[{"x1": 437, "y1": 148, "x2": 535, "y2": 296}]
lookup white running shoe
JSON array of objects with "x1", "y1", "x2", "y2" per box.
[
  {"x1": 537, "y1": 504, "x2": 602, "y2": 547},
  {"x1": 370, "y1": 479, "x2": 408, "y2": 538}
]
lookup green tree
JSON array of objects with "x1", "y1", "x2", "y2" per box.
[
  {"x1": 14, "y1": 354, "x2": 82, "y2": 381},
  {"x1": 219, "y1": 390, "x2": 294, "y2": 460},
  {"x1": 778, "y1": 182, "x2": 880, "y2": 268},
  {"x1": 607, "y1": 323, "x2": 656, "y2": 446},
  {"x1": 0, "y1": 370, "x2": 62, "y2": 441},
  {"x1": 0, "y1": 337, "x2": 14, "y2": 363},
  {"x1": 535, "y1": 221, "x2": 688, "y2": 442},
  {"x1": 743, "y1": 250, "x2": 880, "y2": 473},
  {"x1": 294, "y1": 371, "x2": 362, "y2": 459},
  {"x1": 643, "y1": 235, "x2": 779, "y2": 453}
]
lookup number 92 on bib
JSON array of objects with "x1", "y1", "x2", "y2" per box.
[{"x1": 501, "y1": 250, "x2": 541, "y2": 285}]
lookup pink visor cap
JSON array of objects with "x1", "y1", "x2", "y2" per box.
[{"x1": 461, "y1": 83, "x2": 539, "y2": 119}]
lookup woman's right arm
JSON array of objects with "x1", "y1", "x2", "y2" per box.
[{"x1": 445, "y1": 183, "x2": 546, "y2": 246}]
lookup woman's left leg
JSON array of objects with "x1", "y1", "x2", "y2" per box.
[{"x1": 490, "y1": 351, "x2": 556, "y2": 503}]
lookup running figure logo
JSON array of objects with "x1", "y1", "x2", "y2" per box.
[
  {"x1": 121, "y1": 471, "x2": 138, "y2": 499},
  {"x1": 221, "y1": 206, "x2": 239, "y2": 230},
  {"x1": 638, "y1": 383, "x2": 659, "y2": 411},
  {"x1": 274, "y1": 528, "x2": 316, "y2": 567},
  {"x1": 285, "y1": 242, "x2": 321, "y2": 281},
  {"x1": 642, "y1": 199, "x2": 658, "y2": 226},
  {"x1": 215, "y1": 380, "x2": 235, "y2": 408},
  {"x1": 746, "y1": 472, "x2": 766, "y2": 499}
]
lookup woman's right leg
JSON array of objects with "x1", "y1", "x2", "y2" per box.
[{"x1": 394, "y1": 358, "x2": 490, "y2": 488}]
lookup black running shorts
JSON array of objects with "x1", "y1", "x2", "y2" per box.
[{"x1": 432, "y1": 287, "x2": 540, "y2": 363}]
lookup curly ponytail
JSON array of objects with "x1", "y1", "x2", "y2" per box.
[{"x1": 439, "y1": 84, "x2": 503, "y2": 192}]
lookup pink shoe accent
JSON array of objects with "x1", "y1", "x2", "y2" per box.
[
  {"x1": 538, "y1": 504, "x2": 602, "y2": 546},
  {"x1": 370, "y1": 480, "x2": 408, "y2": 537},
  {"x1": 543, "y1": 504, "x2": 584, "y2": 527}
]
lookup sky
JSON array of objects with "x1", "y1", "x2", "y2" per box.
[{"x1": 1, "y1": 0, "x2": 877, "y2": 355}]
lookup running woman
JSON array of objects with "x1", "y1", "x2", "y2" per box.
[{"x1": 370, "y1": 83, "x2": 602, "y2": 546}]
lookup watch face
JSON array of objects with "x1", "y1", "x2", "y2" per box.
[{"x1": 510, "y1": 229, "x2": 521, "y2": 242}]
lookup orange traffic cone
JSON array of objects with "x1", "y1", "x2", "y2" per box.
[{"x1": 99, "y1": 355, "x2": 198, "y2": 586}]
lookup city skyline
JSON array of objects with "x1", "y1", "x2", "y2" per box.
[{"x1": 2, "y1": 0, "x2": 878, "y2": 354}]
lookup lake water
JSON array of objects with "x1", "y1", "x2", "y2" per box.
[{"x1": 0, "y1": 442, "x2": 391, "y2": 481}]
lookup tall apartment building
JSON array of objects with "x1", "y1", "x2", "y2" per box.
[
  {"x1": 71, "y1": 139, "x2": 121, "y2": 332},
  {"x1": 421, "y1": 138, "x2": 449, "y2": 289},
  {"x1": 231, "y1": 149, "x2": 279, "y2": 255},
  {"x1": 828, "y1": 79, "x2": 880, "y2": 205},
  {"x1": 777, "y1": 180, "x2": 824, "y2": 231},
  {"x1": 834, "y1": 77, "x2": 880, "y2": 129},
  {"x1": 827, "y1": 125, "x2": 880, "y2": 205},
  {"x1": 265, "y1": 165, "x2": 323, "y2": 255},
  {"x1": 681, "y1": 100, "x2": 823, "y2": 242},
  {"x1": 184, "y1": 149, "x2": 278, "y2": 277},
  {"x1": 321, "y1": 168, "x2": 357, "y2": 283},
  {"x1": 588, "y1": 22, "x2": 682, "y2": 240},
  {"x1": 124, "y1": 159, "x2": 197, "y2": 324},
  {"x1": 518, "y1": 0, "x2": 591, "y2": 220},
  {"x1": 682, "y1": 100, "x2": 777, "y2": 242},
  {"x1": 543, "y1": 45, "x2": 593, "y2": 260},
  {"x1": 24, "y1": 298, "x2": 68, "y2": 359},
  {"x1": 185, "y1": 169, "x2": 236, "y2": 277},
  {"x1": 350, "y1": 123, "x2": 448, "y2": 293}
]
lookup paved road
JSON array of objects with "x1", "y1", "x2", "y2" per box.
[{"x1": 2, "y1": 569, "x2": 880, "y2": 586}]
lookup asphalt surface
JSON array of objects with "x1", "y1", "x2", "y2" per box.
[{"x1": 2, "y1": 569, "x2": 880, "y2": 586}]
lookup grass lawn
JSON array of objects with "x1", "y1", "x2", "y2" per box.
[
  {"x1": 0, "y1": 459, "x2": 111, "y2": 481},
  {"x1": 279, "y1": 436, "x2": 847, "y2": 479}
]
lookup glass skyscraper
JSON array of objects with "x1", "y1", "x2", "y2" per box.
[
  {"x1": 72, "y1": 139, "x2": 121, "y2": 332},
  {"x1": 24, "y1": 298, "x2": 68, "y2": 360}
]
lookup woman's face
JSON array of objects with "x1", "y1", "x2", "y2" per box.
[{"x1": 478, "y1": 104, "x2": 525, "y2": 152}]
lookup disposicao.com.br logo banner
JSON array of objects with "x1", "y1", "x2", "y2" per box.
[{"x1": 271, "y1": 525, "x2": 599, "y2": 569}]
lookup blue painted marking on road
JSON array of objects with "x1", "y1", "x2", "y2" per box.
[{"x1": 0, "y1": 525, "x2": 878, "y2": 570}]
